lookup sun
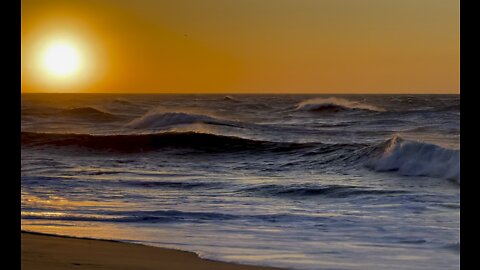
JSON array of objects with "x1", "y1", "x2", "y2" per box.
[
  {"x1": 23, "y1": 27, "x2": 102, "y2": 92},
  {"x1": 42, "y1": 41, "x2": 81, "y2": 77}
]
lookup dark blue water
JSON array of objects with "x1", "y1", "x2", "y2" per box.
[{"x1": 21, "y1": 94, "x2": 459, "y2": 270}]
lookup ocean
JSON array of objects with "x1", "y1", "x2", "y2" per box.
[{"x1": 21, "y1": 94, "x2": 460, "y2": 270}]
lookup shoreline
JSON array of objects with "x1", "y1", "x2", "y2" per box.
[{"x1": 21, "y1": 231, "x2": 284, "y2": 270}]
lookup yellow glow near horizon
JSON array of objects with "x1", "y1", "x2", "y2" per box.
[{"x1": 42, "y1": 41, "x2": 81, "y2": 77}]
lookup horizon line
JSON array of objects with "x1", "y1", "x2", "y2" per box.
[{"x1": 20, "y1": 92, "x2": 460, "y2": 95}]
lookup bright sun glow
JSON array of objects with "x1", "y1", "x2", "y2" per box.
[{"x1": 42, "y1": 42, "x2": 81, "y2": 77}]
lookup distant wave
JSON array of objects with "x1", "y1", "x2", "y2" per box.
[
  {"x1": 21, "y1": 131, "x2": 313, "y2": 153},
  {"x1": 437, "y1": 104, "x2": 460, "y2": 112},
  {"x1": 296, "y1": 97, "x2": 385, "y2": 113},
  {"x1": 406, "y1": 125, "x2": 460, "y2": 135},
  {"x1": 126, "y1": 111, "x2": 237, "y2": 129},
  {"x1": 366, "y1": 135, "x2": 460, "y2": 183},
  {"x1": 120, "y1": 180, "x2": 221, "y2": 189},
  {"x1": 240, "y1": 184, "x2": 406, "y2": 198},
  {"x1": 22, "y1": 106, "x2": 60, "y2": 117},
  {"x1": 61, "y1": 107, "x2": 118, "y2": 120},
  {"x1": 222, "y1": 95, "x2": 241, "y2": 102},
  {"x1": 363, "y1": 119, "x2": 412, "y2": 126},
  {"x1": 112, "y1": 98, "x2": 133, "y2": 105}
]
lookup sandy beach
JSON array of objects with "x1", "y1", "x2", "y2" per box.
[{"x1": 21, "y1": 232, "x2": 282, "y2": 270}]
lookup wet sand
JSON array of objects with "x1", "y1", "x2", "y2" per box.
[{"x1": 21, "y1": 232, "x2": 282, "y2": 270}]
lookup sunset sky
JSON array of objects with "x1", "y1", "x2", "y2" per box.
[{"x1": 21, "y1": 0, "x2": 459, "y2": 94}]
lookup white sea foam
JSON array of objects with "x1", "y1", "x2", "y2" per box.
[{"x1": 368, "y1": 135, "x2": 460, "y2": 183}]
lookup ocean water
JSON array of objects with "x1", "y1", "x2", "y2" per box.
[{"x1": 21, "y1": 94, "x2": 459, "y2": 270}]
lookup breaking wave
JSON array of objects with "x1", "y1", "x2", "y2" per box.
[{"x1": 366, "y1": 135, "x2": 460, "y2": 183}]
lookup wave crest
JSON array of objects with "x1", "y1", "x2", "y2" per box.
[
  {"x1": 296, "y1": 97, "x2": 385, "y2": 112},
  {"x1": 61, "y1": 107, "x2": 118, "y2": 120},
  {"x1": 367, "y1": 135, "x2": 460, "y2": 183},
  {"x1": 223, "y1": 95, "x2": 241, "y2": 102},
  {"x1": 21, "y1": 131, "x2": 312, "y2": 153},
  {"x1": 126, "y1": 111, "x2": 235, "y2": 129},
  {"x1": 240, "y1": 184, "x2": 406, "y2": 198}
]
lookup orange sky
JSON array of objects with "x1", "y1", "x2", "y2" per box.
[{"x1": 21, "y1": 0, "x2": 459, "y2": 94}]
